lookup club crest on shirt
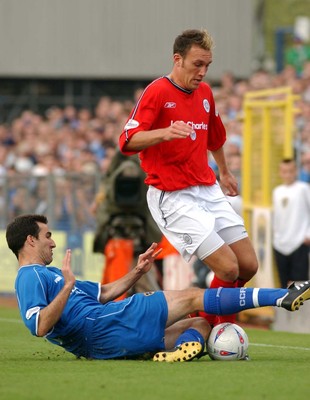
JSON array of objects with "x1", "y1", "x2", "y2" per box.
[
  {"x1": 282, "y1": 197, "x2": 289, "y2": 207},
  {"x1": 190, "y1": 130, "x2": 196, "y2": 141},
  {"x1": 203, "y1": 99, "x2": 210, "y2": 113}
]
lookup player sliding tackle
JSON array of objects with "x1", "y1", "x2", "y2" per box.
[{"x1": 6, "y1": 215, "x2": 310, "y2": 362}]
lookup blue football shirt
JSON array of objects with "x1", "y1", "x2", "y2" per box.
[
  {"x1": 15, "y1": 264, "x2": 168, "y2": 359},
  {"x1": 15, "y1": 264, "x2": 101, "y2": 354}
]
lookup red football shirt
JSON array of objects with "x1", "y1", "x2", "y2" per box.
[{"x1": 119, "y1": 76, "x2": 226, "y2": 191}]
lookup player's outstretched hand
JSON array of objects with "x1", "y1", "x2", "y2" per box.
[
  {"x1": 61, "y1": 249, "x2": 76, "y2": 289},
  {"x1": 135, "y1": 243, "x2": 162, "y2": 274}
]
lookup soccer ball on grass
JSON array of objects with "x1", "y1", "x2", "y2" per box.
[{"x1": 207, "y1": 322, "x2": 249, "y2": 361}]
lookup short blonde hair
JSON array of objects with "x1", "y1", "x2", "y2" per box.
[{"x1": 173, "y1": 29, "x2": 214, "y2": 57}]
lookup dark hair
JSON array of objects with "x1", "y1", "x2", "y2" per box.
[
  {"x1": 281, "y1": 158, "x2": 295, "y2": 164},
  {"x1": 173, "y1": 29, "x2": 214, "y2": 57},
  {"x1": 6, "y1": 214, "x2": 48, "y2": 259}
]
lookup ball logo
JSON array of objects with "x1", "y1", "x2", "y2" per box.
[
  {"x1": 214, "y1": 323, "x2": 231, "y2": 342},
  {"x1": 214, "y1": 327, "x2": 225, "y2": 341},
  {"x1": 219, "y1": 350, "x2": 237, "y2": 356},
  {"x1": 234, "y1": 328, "x2": 245, "y2": 344}
]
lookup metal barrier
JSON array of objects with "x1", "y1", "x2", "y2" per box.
[
  {"x1": 0, "y1": 171, "x2": 104, "y2": 294},
  {"x1": 242, "y1": 86, "x2": 298, "y2": 289},
  {"x1": 0, "y1": 229, "x2": 104, "y2": 294},
  {"x1": 0, "y1": 171, "x2": 101, "y2": 231}
]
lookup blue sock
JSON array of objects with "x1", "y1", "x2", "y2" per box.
[
  {"x1": 203, "y1": 287, "x2": 288, "y2": 315},
  {"x1": 175, "y1": 328, "x2": 205, "y2": 347}
]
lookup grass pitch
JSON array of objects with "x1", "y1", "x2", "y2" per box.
[{"x1": 0, "y1": 305, "x2": 309, "y2": 400}]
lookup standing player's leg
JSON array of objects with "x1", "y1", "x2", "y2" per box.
[
  {"x1": 195, "y1": 236, "x2": 240, "y2": 325},
  {"x1": 200, "y1": 184, "x2": 258, "y2": 325},
  {"x1": 147, "y1": 185, "x2": 239, "y2": 326}
]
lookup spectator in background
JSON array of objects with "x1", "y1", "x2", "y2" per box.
[
  {"x1": 298, "y1": 152, "x2": 310, "y2": 183},
  {"x1": 219, "y1": 71, "x2": 235, "y2": 95},
  {"x1": 248, "y1": 69, "x2": 273, "y2": 90},
  {"x1": 285, "y1": 35, "x2": 310, "y2": 78},
  {"x1": 272, "y1": 159, "x2": 310, "y2": 288},
  {"x1": 2, "y1": 53, "x2": 310, "y2": 240}
]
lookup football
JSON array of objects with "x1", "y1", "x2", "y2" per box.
[{"x1": 207, "y1": 322, "x2": 249, "y2": 361}]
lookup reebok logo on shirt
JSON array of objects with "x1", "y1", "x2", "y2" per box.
[{"x1": 164, "y1": 102, "x2": 176, "y2": 108}]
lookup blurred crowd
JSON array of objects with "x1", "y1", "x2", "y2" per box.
[{"x1": 1, "y1": 56, "x2": 310, "y2": 231}]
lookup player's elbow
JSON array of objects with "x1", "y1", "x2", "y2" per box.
[
  {"x1": 37, "y1": 325, "x2": 49, "y2": 337},
  {"x1": 36, "y1": 316, "x2": 53, "y2": 337}
]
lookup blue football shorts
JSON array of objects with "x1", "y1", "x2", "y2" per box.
[{"x1": 84, "y1": 291, "x2": 168, "y2": 359}]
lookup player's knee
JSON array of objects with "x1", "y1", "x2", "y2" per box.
[
  {"x1": 239, "y1": 257, "x2": 259, "y2": 280},
  {"x1": 223, "y1": 268, "x2": 239, "y2": 282},
  {"x1": 248, "y1": 260, "x2": 259, "y2": 277},
  {"x1": 217, "y1": 260, "x2": 239, "y2": 282}
]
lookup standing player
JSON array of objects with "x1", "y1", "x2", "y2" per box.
[{"x1": 119, "y1": 29, "x2": 259, "y2": 326}]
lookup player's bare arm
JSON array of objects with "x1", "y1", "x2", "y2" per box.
[
  {"x1": 211, "y1": 147, "x2": 239, "y2": 196},
  {"x1": 124, "y1": 121, "x2": 191, "y2": 151},
  {"x1": 100, "y1": 243, "x2": 162, "y2": 303},
  {"x1": 37, "y1": 250, "x2": 75, "y2": 337}
]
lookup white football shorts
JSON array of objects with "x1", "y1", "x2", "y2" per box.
[{"x1": 147, "y1": 183, "x2": 248, "y2": 262}]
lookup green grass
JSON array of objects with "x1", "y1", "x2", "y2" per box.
[{"x1": 1, "y1": 306, "x2": 309, "y2": 400}]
